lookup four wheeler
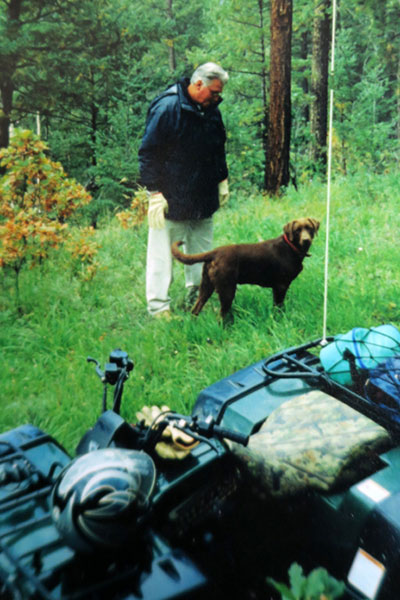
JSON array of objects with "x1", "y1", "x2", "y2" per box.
[{"x1": 1, "y1": 325, "x2": 400, "y2": 599}]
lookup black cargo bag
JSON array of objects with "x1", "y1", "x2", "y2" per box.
[{"x1": 365, "y1": 357, "x2": 400, "y2": 418}]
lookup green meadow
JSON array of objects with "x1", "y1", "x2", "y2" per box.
[{"x1": 1, "y1": 169, "x2": 399, "y2": 454}]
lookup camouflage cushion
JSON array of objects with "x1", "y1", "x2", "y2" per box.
[{"x1": 229, "y1": 390, "x2": 391, "y2": 497}]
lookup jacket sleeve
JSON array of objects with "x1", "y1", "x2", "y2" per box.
[
  {"x1": 215, "y1": 111, "x2": 229, "y2": 183},
  {"x1": 138, "y1": 97, "x2": 177, "y2": 191}
]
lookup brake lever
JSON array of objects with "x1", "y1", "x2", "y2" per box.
[{"x1": 87, "y1": 357, "x2": 105, "y2": 381}]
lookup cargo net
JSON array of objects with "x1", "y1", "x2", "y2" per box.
[{"x1": 319, "y1": 325, "x2": 400, "y2": 424}]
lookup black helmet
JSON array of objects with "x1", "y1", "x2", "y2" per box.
[{"x1": 51, "y1": 448, "x2": 156, "y2": 553}]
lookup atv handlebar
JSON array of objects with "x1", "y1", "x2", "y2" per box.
[
  {"x1": 87, "y1": 350, "x2": 249, "y2": 451},
  {"x1": 212, "y1": 424, "x2": 249, "y2": 445},
  {"x1": 165, "y1": 414, "x2": 249, "y2": 447},
  {"x1": 191, "y1": 417, "x2": 249, "y2": 446}
]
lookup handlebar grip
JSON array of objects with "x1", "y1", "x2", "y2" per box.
[{"x1": 212, "y1": 424, "x2": 249, "y2": 446}]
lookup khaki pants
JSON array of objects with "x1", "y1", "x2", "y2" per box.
[{"x1": 146, "y1": 217, "x2": 213, "y2": 315}]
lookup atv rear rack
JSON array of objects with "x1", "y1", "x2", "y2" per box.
[{"x1": 263, "y1": 337, "x2": 400, "y2": 435}]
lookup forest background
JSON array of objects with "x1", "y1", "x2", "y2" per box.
[{"x1": 0, "y1": 0, "x2": 399, "y2": 452}]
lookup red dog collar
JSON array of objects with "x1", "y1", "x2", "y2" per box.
[{"x1": 283, "y1": 234, "x2": 311, "y2": 257}]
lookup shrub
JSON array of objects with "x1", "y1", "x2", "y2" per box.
[
  {"x1": 268, "y1": 562, "x2": 346, "y2": 600},
  {"x1": 116, "y1": 187, "x2": 148, "y2": 229},
  {"x1": 0, "y1": 129, "x2": 94, "y2": 309}
]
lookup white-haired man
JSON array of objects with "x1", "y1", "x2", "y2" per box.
[{"x1": 139, "y1": 62, "x2": 230, "y2": 318}]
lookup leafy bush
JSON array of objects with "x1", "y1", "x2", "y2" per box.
[
  {"x1": 0, "y1": 129, "x2": 96, "y2": 308},
  {"x1": 268, "y1": 563, "x2": 345, "y2": 600},
  {"x1": 116, "y1": 187, "x2": 148, "y2": 229}
]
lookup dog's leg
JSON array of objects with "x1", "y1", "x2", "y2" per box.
[
  {"x1": 191, "y1": 266, "x2": 215, "y2": 316},
  {"x1": 272, "y1": 284, "x2": 289, "y2": 308},
  {"x1": 216, "y1": 283, "x2": 237, "y2": 319}
]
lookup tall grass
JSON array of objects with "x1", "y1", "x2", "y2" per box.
[{"x1": 0, "y1": 169, "x2": 399, "y2": 454}]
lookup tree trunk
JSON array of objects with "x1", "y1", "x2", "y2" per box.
[
  {"x1": 264, "y1": 0, "x2": 292, "y2": 195},
  {"x1": 300, "y1": 31, "x2": 310, "y2": 123},
  {"x1": 258, "y1": 0, "x2": 269, "y2": 161},
  {"x1": 0, "y1": 80, "x2": 13, "y2": 149},
  {"x1": 310, "y1": 0, "x2": 330, "y2": 170},
  {"x1": 0, "y1": 0, "x2": 22, "y2": 148},
  {"x1": 397, "y1": 50, "x2": 400, "y2": 145},
  {"x1": 166, "y1": 0, "x2": 176, "y2": 72},
  {"x1": 91, "y1": 102, "x2": 98, "y2": 167}
]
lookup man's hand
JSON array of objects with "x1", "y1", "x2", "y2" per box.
[
  {"x1": 218, "y1": 179, "x2": 229, "y2": 207},
  {"x1": 148, "y1": 192, "x2": 168, "y2": 229}
]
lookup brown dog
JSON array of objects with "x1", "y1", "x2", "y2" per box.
[{"x1": 171, "y1": 218, "x2": 320, "y2": 318}]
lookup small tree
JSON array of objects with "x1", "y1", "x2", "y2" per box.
[{"x1": 0, "y1": 129, "x2": 92, "y2": 309}]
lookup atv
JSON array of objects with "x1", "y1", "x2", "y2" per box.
[{"x1": 1, "y1": 325, "x2": 400, "y2": 599}]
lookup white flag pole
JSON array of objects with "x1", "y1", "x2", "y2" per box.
[{"x1": 322, "y1": 0, "x2": 337, "y2": 343}]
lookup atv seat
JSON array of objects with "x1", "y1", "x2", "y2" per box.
[{"x1": 229, "y1": 390, "x2": 392, "y2": 496}]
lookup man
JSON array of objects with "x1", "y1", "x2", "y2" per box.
[{"x1": 139, "y1": 62, "x2": 229, "y2": 318}]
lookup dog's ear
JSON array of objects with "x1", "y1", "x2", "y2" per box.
[
  {"x1": 307, "y1": 218, "x2": 320, "y2": 234},
  {"x1": 283, "y1": 220, "x2": 296, "y2": 241}
]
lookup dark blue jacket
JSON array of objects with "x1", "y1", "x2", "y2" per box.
[{"x1": 138, "y1": 78, "x2": 228, "y2": 221}]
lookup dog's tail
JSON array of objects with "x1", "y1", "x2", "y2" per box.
[{"x1": 171, "y1": 241, "x2": 215, "y2": 265}]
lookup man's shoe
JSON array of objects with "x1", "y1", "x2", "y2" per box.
[{"x1": 153, "y1": 309, "x2": 172, "y2": 320}]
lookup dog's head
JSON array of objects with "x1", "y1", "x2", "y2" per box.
[{"x1": 283, "y1": 218, "x2": 320, "y2": 254}]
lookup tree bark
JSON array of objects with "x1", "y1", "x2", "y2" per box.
[
  {"x1": 310, "y1": 0, "x2": 330, "y2": 170},
  {"x1": 166, "y1": 0, "x2": 176, "y2": 73},
  {"x1": 0, "y1": 0, "x2": 22, "y2": 148},
  {"x1": 0, "y1": 79, "x2": 13, "y2": 149},
  {"x1": 91, "y1": 102, "x2": 98, "y2": 167},
  {"x1": 258, "y1": 0, "x2": 269, "y2": 161},
  {"x1": 264, "y1": 0, "x2": 292, "y2": 194},
  {"x1": 300, "y1": 31, "x2": 310, "y2": 123},
  {"x1": 396, "y1": 46, "x2": 400, "y2": 145}
]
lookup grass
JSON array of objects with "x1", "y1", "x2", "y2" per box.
[{"x1": 0, "y1": 168, "x2": 399, "y2": 454}]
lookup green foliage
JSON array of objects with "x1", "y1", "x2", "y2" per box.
[
  {"x1": 268, "y1": 563, "x2": 345, "y2": 600},
  {"x1": 0, "y1": 0, "x2": 83, "y2": 145},
  {"x1": 41, "y1": 0, "x2": 206, "y2": 212},
  {"x1": 41, "y1": 0, "x2": 150, "y2": 201},
  {"x1": 188, "y1": 0, "x2": 399, "y2": 190},
  {"x1": 1, "y1": 0, "x2": 398, "y2": 201},
  {"x1": 335, "y1": 49, "x2": 397, "y2": 173}
]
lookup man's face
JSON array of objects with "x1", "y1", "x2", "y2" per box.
[{"x1": 194, "y1": 78, "x2": 223, "y2": 108}]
